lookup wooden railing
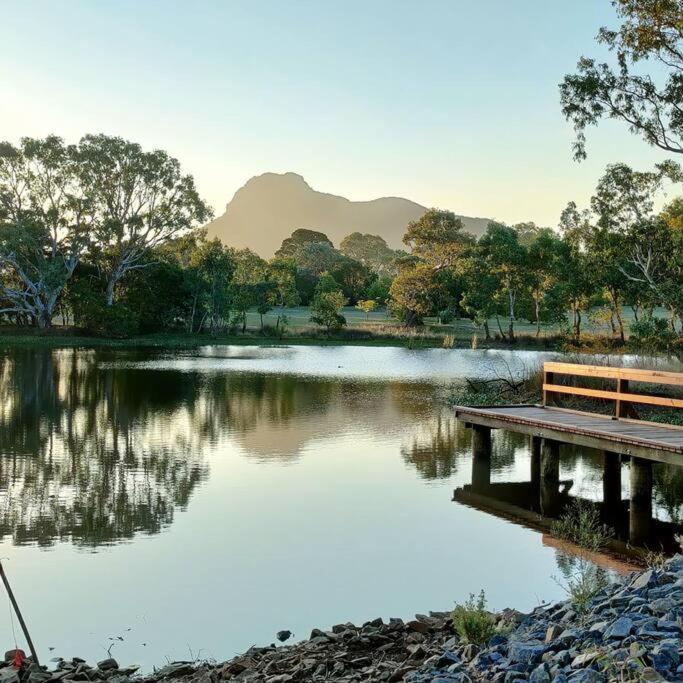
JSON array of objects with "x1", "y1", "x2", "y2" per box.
[{"x1": 542, "y1": 362, "x2": 683, "y2": 418}]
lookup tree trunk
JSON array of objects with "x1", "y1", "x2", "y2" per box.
[
  {"x1": 535, "y1": 298, "x2": 541, "y2": 337},
  {"x1": 495, "y1": 315, "x2": 507, "y2": 341},
  {"x1": 483, "y1": 319, "x2": 490, "y2": 340},
  {"x1": 105, "y1": 278, "x2": 116, "y2": 307}
]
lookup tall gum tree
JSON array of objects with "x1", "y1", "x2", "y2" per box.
[
  {"x1": 77, "y1": 134, "x2": 212, "y2": 306},
  {"x1": 0, "y1": 136, "x2": 94, "y2": 328}
]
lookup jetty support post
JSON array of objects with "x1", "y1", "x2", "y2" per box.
[
  {"x1": 629, "y1": 457, "x2": 653, "y2": 547},
  {"x1": 540, "y1": 438, "x2": 561, "y2": 517},
  {"x1": 471, "y1": 424, "x2": 491, "y2": 491},
  {"x1": 603, "y1": 451, "x2": 621, "y2": 521},
  {"x1": 530, "y1": 436, "x2": 541, "y2": 486}
]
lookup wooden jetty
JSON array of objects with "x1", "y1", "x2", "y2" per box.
[{"x1": 454, "y1": 362, "x2": 683, "y2": 547}]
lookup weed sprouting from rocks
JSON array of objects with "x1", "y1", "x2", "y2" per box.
[
  {"x1": 451, "y1": 590, "x2": 497, "y2": 645},
  {"x1": 554, "y1": 556, "x2": 609, "y2": 614}
]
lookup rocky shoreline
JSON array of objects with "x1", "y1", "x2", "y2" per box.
[{"x1": 6, "y1": 556, "x2": 683, "y2": 682}]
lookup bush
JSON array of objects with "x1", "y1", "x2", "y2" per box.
[
  {"x1": 83, "y1": 303, "x2": 140, "y2": 338},
  {"x1": 451, "y1": 590, "x2": 497, "y2": 645},
  {"x1": 629, "y1": 317, "x2": 678, "y2": 353}
]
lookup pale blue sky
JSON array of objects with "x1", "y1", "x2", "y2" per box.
[{"x1": 0, "y1": 0, "x2": 670, "y2": 225}]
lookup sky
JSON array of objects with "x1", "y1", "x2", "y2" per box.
[{"x1": 0, "y1": 0, "x2": 673, "y2": 226}]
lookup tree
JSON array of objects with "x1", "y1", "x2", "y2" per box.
[
  {"x1": 558, "y1": 203, "x2": 596, "y2": 341},
  {"x1": 190, "y1": 237, "x2": 236, "y2": 333},
  {"x1": 477, "y1": 223, "x2": 528, "y2": 341},
  {"x1": 310, "y1": 279, "x2": 347, "y2": 332},
  {"x1": 526, "y1": 229, "x2": 566, "y2": 336},
  {"x1": 275, "y1": 229, "x2": 333, "y2": 258},
  {"x1": 460, "y1": 246, "x2": 499, "y2": 340},
  {"x1": 339, "y1": 232, "x2": 397, "y2": 274},
  {"x1": 355, "y1": 299, "x2": 377, "y2": 320},
  {"x1": 329, "y1": 256, "x2": 371, "y2": 303},
  {"x1": 560, "y1": 0, "x2": 683, "y2": 160},
  {"x1": 366, "y1": 275, "x2": 392, "y2": 306},
  {"x1": 0, "y1": 136, "x2": 94, "y2": 328},
  {"x1": 389, "y1": 264, "x2": 435, "y2": 326},
  {"x1": 403, "y1": 209, "x2": 472, "y2": 270},
  {"x1": 77, "y1": 134, "x2": 212, "y2": 306}
]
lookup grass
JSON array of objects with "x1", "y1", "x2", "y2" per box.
[{"x1": 0, "y1": 305, "x2": 679, "y2": 353}]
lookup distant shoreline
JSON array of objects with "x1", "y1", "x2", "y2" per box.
[{"x1": 0, "y1": 330, "x2": 582, "y2": 353}]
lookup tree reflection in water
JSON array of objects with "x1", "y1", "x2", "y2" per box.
[{"x1": 0, "y1": 348, "x2": 208, "y2": 548}]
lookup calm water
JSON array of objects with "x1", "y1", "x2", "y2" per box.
[{"x1": 0, "y1": 345, "x2": 680, "y2": 670}]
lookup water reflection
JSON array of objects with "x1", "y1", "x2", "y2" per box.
[{"x1": 0, "y1": 345, "x2": 682, "y2": 555}]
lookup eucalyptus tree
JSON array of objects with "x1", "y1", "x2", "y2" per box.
[
  {"x1": 77, "y1": 134, "x2": 212, "y2": 306},
  {"x1": 477, "y1": 222, "x2": 528, "y2": 342},
  {"x1": 0, "y1": 136, "x2": 95, "y2": 328},
  {"x1": 560, "y1": 0, "x2": 683, "y2": 160}
]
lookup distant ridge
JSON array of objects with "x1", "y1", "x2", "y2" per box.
[{"x1": 205, "y1": 172, "x2": 491, "y2": 256}]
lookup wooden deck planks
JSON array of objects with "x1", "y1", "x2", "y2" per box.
[{"x1": 454, "y1": 404, "x2": 683, "y2": 464}]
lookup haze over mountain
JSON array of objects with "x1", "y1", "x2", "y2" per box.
[{"x1": 205, "y1": 172, "x2": 491, "y2": 256}]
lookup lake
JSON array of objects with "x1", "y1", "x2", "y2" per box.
[{"x1": 0, "y1": 345, "x2": 680, "y2": 670}]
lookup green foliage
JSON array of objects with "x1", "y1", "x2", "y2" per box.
[
  {"x1": 366, "y1": 276, "x2": 392, "y2": 305},
  {"x1": 551, "y1": 500, "x2": 613, "y2": 552},
  {"x1": 275, "y1": 229, "x2": 333, "y2": 258},
  {"x1": 560, "y1": 0, "x2": 683, "y2": 160},
  {"x1": 310, "y1": 290, "x2": 347, "y2": 331},
  {"x1": 630, "y1": 316, "x2": 678, "y2": 353},
  {"x1": 451, "y1": 590, "x2": 497, "y2": 645},
  {"x1": 355, "y1": 299, "x2": 377, "y2": 319},
  {"x1": 339, "y1": 232, "x2": 398, "y2": 275}
]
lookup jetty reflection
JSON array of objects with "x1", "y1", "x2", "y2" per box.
[{"x1": 455, "y1": 433, "x2": 683, "y2": 554}]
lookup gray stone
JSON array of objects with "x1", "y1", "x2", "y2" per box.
[
  {"x1": 603, "y1": 616, "x2": 634, "y2": 640},
  {"x1": 96, "y1": 659, "x2": 118, "y2": 672},
  {"x1": 567, "y1": 670, "x2": 604, "y2": 683},
  {"x1": 0, "y1": 671, "x2": 18, "y2": 683},
  {"x1": 529, "y1": 663, "x2": 550, "y2": 683},
  {"x1": 508, "y1": 641, "x2": 547, "y2": 665}
]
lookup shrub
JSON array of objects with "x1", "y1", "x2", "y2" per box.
[
  {"x1": 452, "y1": 590, "x2": 497, "y2": 645},
  {"x1": 629, "y1": 317, "x2": 678, "y2": 353},
  {"x1": 550, "y1": 500, "x2": 612, "y2": 552}
]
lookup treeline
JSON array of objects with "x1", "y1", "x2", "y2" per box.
[{"x1": 0, "y1": 135, "x2": 681, "y2": 350}]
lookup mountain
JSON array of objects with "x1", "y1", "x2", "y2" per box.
[{"x1": 205, "y1": 172, "x2": 491, "y2": 256}]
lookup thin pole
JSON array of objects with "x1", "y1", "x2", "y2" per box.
[{"x1": 0, "y1": 561, "x2": 39, "y2": 665}]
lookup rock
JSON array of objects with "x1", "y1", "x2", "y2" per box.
[
  {"x1": 508, "y1": 641, "x2": 547, "y2": 665},
  {"x1": 571, "y1": 650, "x2": 601, "y2": 667},
  {"x1": 529, "y1": 663, "x2": 550, "y2": 683},
  {"x1": 545, "y1": 625, "x2": 563, "y2": 642},
  {"x1": 275, "y1": 630, "x2": 292, "y2": 642},
  {"x1": 0, "y1": 670, "x2": 19, "y2": 683},
  {"x1": 96, "y1": 659, "x2": 118, "y2": 672},
  {"x1": 567, "y1": 671, "x2": 604, "y2": 683},
  {"x1": 650, "y1": 639, "x2": 680, "y2": 673},
  {"x1": 406, "y1": 620, "x2": 431, "y2": 635},
  {"x1": 603, "y1": 616, "x2": 634, "y2": 640},
  {"x1": 153, "y1": 662, "x2": 195, "y2": 679},
  {"x1": 641, "y1": 668, "x2": 666, "y2": 682}
]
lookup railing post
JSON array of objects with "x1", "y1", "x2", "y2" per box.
[
  {"x1": 616, "y1": 377, "x2": 628, "y2": 418},
  {"x1": 543, "y1": 369, "x2": 554, "y2": 406}
]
